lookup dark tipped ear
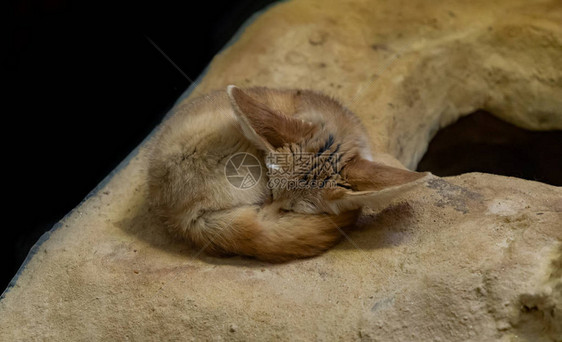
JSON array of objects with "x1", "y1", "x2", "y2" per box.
[
  {"x1": 342, "y1": 157, "x2": 430, "y2": 191},
  {"x1": 227, "y1": 85, "x2": 316, "y2": 151}
]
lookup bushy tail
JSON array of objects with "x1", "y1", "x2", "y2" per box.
[{"x1": 188, "y1": 205, "x2": 360, "y2": 262}]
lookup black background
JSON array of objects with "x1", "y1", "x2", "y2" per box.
[{"x1": 5, "y1": 0, "x2": 278, "y2": 291}]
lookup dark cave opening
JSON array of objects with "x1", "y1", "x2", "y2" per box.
[{"x1": 416, "y1": 110, "x2": 562, "y2": 186}]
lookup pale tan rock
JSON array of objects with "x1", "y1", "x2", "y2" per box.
[{"x1": 1, "y1": 0, "x2": 561, "y2": 341}]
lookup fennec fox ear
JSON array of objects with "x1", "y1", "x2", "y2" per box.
[
  {"x1": 332, "y1": 157, "x2": 432, "y2": 212},
  {"x1": 342, "y1": 157, "x2": 430, "y2": 192},
  {"x1": 227, "y1": 85, "x2": 317, "y2": 151}
]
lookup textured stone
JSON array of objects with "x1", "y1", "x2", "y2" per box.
[{"x1": 1, "y1": 0, "x2": 561, "y2": 341}]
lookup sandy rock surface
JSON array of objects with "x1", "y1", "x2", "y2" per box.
[{"x1": 1, "y1": 0, "x2": 561, "y2": 341}]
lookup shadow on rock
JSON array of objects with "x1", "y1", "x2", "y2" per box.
[
  {"x1": 336, "y1": 201, "x2": 419, "y2": 251},
  {"x1": 114, "y1": 199, "x2": 193, "y2": 259}
]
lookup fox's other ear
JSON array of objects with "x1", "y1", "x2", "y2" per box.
[
  {"x1": 342, "y1": 157, "x2": 430, "y2": 191},
  {"x1": 329, "y1": 157, "x2": 432, "y2": 213},
  {"x1": 227, "y1": 85, "x2": 316, "y2": 151}
]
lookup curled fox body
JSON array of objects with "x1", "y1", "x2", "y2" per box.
[{"x1": 148, "y1": 86, "x2": 430, "y2": 262}]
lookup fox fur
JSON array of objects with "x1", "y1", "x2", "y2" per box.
[{"x1": 148, "y1": 86, "x2": 430, "y2": 262}]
